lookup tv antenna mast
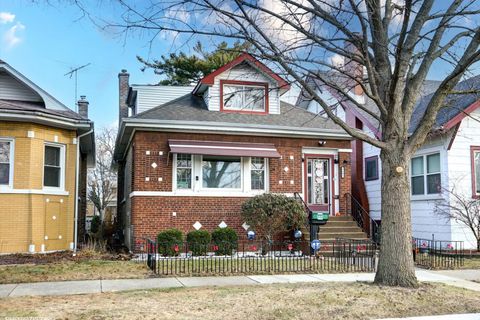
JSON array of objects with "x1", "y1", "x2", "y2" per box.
[{"x1": 64, "y1": 63, "x2": 91, "y2": 112}]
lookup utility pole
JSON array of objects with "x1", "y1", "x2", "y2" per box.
[{"x1": 64, "y1": 63, "x2": 91, "y2": 112}]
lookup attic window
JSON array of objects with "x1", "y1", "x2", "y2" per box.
[{"x1": 221, "y1": 80, "x2": 267, "y2": 113}]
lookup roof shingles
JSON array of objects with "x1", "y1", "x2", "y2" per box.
[{"x1": 133, "y1": 93, "x2": 343, "y2": 131}]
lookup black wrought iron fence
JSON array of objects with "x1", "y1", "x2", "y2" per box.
[
  {"x1": 412, "y1": 237, "x2": 464, "y2": 269},
  {"x1": 140, "y1": 238, "x2": 378, "y2": 276}
]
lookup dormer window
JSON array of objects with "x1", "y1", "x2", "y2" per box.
[{"x1": 220, "y1": 80, "x2": 268, "y2": 113}]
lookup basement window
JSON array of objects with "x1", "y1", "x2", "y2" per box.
[
  {"x1": 44, "y1": 144, "x2": 65, "y2": 189},
  {"x1": 0, "y1": 139, "x2": 13, "y2": 188}
]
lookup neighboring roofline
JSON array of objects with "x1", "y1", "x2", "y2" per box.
[
  {"x1": 114, "y1": 118, "x2": 351, "y2": 161},
  {"x1": 443, "y1": 99, "x2": 480, "y2": 131},
  {"x1": 192, "y1": 53, "x2": 290, "y2": 95},
  {"x1": 0, "y1": 62, "x2": 72, "y2": 112},
  {"x1": 130, "y1": 84, "x2": 195, "y2": 88},
  {"x1": 0, "y1": 109, "x2": 92, "y2": 130}
]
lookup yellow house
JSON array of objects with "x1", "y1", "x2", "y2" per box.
[{"x1": 0, "y1": 60, "x2": 95, "y2": 253}]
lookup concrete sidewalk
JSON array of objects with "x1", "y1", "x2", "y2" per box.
[
  {"x1": 377, "y1": 314, "x2": 480, "y2": 320},
  {"x1": 1, "y1": 269, "x2": 480, "y2": 298}
]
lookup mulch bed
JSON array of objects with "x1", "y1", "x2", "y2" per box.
[{"x1": 0, "y1": 251, "x2": 132, "y2": 265}]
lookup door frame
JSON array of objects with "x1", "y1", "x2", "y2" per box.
[{"x1": 303, "y1": 154, "x2": 335, "y2": 215}]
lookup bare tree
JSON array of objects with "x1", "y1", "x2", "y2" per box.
[
  {"x1": 88, "y1": 126, "x2": 117, "y2": 222},
  {"x1": 78, "y1": 0, "x2": 480, "y2": 287},
  {"x1": 436, "y1": 187, "x2": 480, "y2": 251}
]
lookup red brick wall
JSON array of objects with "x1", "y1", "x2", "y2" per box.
[{"x1": 128, "y1": 131, "x2": 352, "y2": 244}]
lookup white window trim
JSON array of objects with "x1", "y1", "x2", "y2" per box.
[
  {"x1": 172, "y1": 154, "x2": 269, "y2": 195},
  {"x1": 43, "y1": 142, "x2": 66, "y2": 191},
  {"x1": 473, "y1": 149, "x2": 480, "y2": 197},
  {"x1": 173, "y1": 153, "x2": 194, "y2": 192},
  {"x1": 0, "y1": 138, "x2": 14, "y2": 191},
  {"x1": 410, "y1": 151, "x2": 443, "y2": 200},
  {"x1": 200, "y1": 155, "x2": 244, "y2": 192},
  {"x1": 222, "y1": 83, "x2": 266, "y2": 112}
]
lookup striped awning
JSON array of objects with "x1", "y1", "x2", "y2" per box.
[{"x1": 168, "y1": 139, "x2": 281, "y2": 158}]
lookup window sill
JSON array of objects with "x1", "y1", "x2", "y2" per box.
[
  {"x1": 0, "y1": 188, "x2": 69, "y2": 196},
  {"x1": 411, "y1": 194, "x2": 444, "y2": 201},
  {"x1": 130, "y1": 190, "x2": 268, "y2": 198}
]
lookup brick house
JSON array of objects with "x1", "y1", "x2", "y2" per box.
[
  {"x1": 114, "y1": 54, "x2": 354, "y2": 251},
  {"x1": 0, "y1": 60, "x2": 95, "y2": 253}
]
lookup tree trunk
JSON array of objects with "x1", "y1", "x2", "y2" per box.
[{"x1": 374, "y1": 148, "x2": 418, "y2": 287}]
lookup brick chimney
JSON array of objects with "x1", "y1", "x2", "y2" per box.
[
  {"x1": 343, "y1": 40, "x2": 364, "y2": 96},
  {"x1": 118, "y1": 69, "x2": 130, "y2": 125},
  {"x1": 77, "y1": 95, "x2": 89, "y2": 118}
]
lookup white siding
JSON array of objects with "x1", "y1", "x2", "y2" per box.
[
  {"x1": 447, "y1": 108, "x2": 480, "y2": 248},
  {"x1": 133, "y1": 85, "x2": 194, "y2": 114},
  {"x1": 207, "y1": 64, "x2": 280, "y2": 114},
  {"x1": 363, "y1": 127, "x2": 381, "y2": 220},
  {"x1": 304, "y1": 88, "x2": 346, "y2": 121},
  {"x1": 363, "y1": 126, "x2": 457, "y2": 243},
  {"x1": 0, "y1": 72, "x2": 43, "y2": 102},
  {"x1": 409, "y1": 140, "x2": 451, "y2": 241}
]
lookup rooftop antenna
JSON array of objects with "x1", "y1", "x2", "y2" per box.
[{"x1": 64, "y1": 63, "x2": 91, "y2": 112}]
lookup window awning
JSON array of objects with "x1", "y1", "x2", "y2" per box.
[{"x1": 168, "y1": 139, "x2": 281, "y2": 158}]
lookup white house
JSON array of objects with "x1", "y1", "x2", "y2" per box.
[{"x1": 297, "y1": 71, "x2": 480, "y2": 249}]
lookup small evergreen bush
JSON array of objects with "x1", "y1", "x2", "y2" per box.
[
  {"x1": 186, "y1": 230, "x2": 211, "y2": 256},
  {"x1": 90, "y1": 215, "x2": 101, "y2": 234},
  {"x1": 211, "y1": 227, "x2": 238, "y2": 255},
  {"x1": 157, "y1": 228, "x2": 184, "y2": 256}
]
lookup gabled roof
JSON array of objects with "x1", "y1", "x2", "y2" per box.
[
  {"x1": 114, "y1": 93, "x2": 350, "y2": 161},
  {"x1": 0, "y1": 60, "x2": 72, "y2": 112},
  {"x1": 192, "y1": 53, "x2": 290, "y2": 94},
  {"x1": 133, "y1": 93, "x2": 340, "y2": 130},
  {"x1": 409, "y1": 75, "x2": 480, "y2": 133}
]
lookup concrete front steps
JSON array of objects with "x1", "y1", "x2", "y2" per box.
[{"x1": 318, "y1": 215, "x2": 368, "y2": 241}]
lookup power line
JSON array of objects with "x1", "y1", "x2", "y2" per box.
[{"x1": 64, "y1": 63, "x2": 91, "y2": 111}]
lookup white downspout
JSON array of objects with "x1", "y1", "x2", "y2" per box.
[{"x1": 74, "y1": 128, "x2": 93, "y2": 255}]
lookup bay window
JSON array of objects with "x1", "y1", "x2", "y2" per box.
[
  {"x1": 222, "y1": 81, "x2": 267, "y2": 112},
  {"x1": 0, "y1": 139, "x2": 13, "y2": 187},
  {"x1": 44, "y1": 144, "x2": 65, "y2": 189},
  {"x1": 411, "y1": 153, "x2": 441, "y2": 196}
]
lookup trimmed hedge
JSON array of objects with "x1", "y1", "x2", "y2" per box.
[
  {"x1": 186, "y1": 230, "x2": 211, "y2": 256},
  {"x1": 211, "y1": 227, "x2": 238, "y2": 255},
  {"x1": 157, "y1": 228, "x2": 183, "y2": 256}
]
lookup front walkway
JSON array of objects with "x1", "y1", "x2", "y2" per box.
[{"x1": 1, "y1": 269, "x2": 480, "y2": 298}]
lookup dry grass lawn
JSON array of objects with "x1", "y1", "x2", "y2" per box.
[
  {"x1": 461, "y1": 257, "x2": 480, "y2": 269},
  {"x1": 1, "y1": 282, "x2": 480, "y2": 320},
  {"x1": 0, "y1": 260, "x2": 153, "y2": 284}
]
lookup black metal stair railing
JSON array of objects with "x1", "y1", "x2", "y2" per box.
[
  {"x1": 293, "y1": 192, "x2": 321, "y2": 243},
  {"x1": 345, "y1": 193, "x2": 380, "y2": 244}
]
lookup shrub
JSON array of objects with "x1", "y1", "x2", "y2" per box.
[
  {"x1": 186, "y1": 230, "x2": 211, "y2": 256},
  {"x1": 241, "y1": 193, "x2": 306, "y2": 241},
  {"x1": 211, "y1": 227, "x2": 238, "y2": 255},
  {"x1": 90, "y1": 216, "x2": 101, "y2": 234},
  {"x1": 157, "y1": 228, "x2": 184, "y2": 256}
]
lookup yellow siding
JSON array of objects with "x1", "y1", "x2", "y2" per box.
[{"x1": 0, "y1": 122, "x2": 77, "y2": 253}]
